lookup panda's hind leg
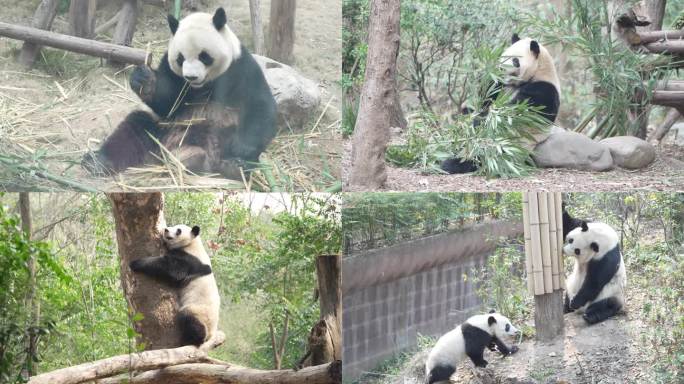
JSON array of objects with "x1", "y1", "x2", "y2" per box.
[
  {"x1": 178, "y1": 309, "x2": 207, "y2": 347},
  {"x1": 583, "y1": 297, "x2": 622, "y2": 325},
  {"x1": 82, "y1": 111, "x2": 162, "y2": 175}
]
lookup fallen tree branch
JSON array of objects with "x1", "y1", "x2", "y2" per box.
[
  {"x1": 0, "y1": 21, "x2": 150, "y2": 65},
  {"x1": 28, "y1": 333, "x2": 225, "y2": 384},
  {"x1": 96, "y1": 360, "x2": 342, "y2": 384}
]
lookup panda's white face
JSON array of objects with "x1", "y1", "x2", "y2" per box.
[
  {"x1": 163, "y1": 224, "x2": 200, "y2": 249},
  {"x1": 489, "y1": 313, "x2": 519, "y2": 339},
  {"x1": 500, "y1": 37, "x2": 540, "y2": 85},
  {"x1": 167, "y1": 8, "x2": 242, "y2": 88},
  {"x1": 563, "y1": 222, "x2": 619, "y2": 264}
]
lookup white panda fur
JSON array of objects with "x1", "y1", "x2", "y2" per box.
[
  {"x1": 425, "y1": 312, "x2": 519, "y2": 384},
  {"x1": 563, "y1": 221, "x2": 626, "y2": 324},
  {"x1": 129, "y1": 224, "x2": 220, "y2": 348}
]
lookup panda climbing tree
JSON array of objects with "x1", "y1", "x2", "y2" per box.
[{"x1": 26, "y1": 193, "x2": 341, "y2": 384}]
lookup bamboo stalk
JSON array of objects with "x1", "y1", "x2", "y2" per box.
[
  {"x1": 555, "y1": 192, "x2": 564, "y2": 289},
  {"x1": 522, "y1": 193, "x2": 535, "y2": 295},
  {"x1": 528, "y1": 193, "x2": 545, "y2": 296},
  {"x1": 548, "y1": 193, "x2": 560, "y2": 290},
  {"x1": 538, "y1": 193, "x2": 553, "y2": 294}
]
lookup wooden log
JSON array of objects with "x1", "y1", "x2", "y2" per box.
[
  {"x1": 97, "y1": 361, "x2": 342, "y2": 384},
  {"x1": 650, "y1": 108, "x2": 681, "y2": 143},
  {"x1": 0, "y1": 22, "x2": 151, "y2": 65},
  {"x1": 27, "y1": 338, "x2": 223, "y2": 384},
  {"x1": 69, "y1": 0, "x2": 97, "y2": 38},
  {"x1": 637, "y1": 30, "x2": 684, "y2": 44},
  {"x1": 534, "y1": 290, "x2": 564, "y2": 342},
  {"x1": 651, "y1": 90, "x2": 684, "y2": 107},
  {"x1": 249, "y1": 0, "x2": 265, "y2": 55},
  {"x1": 652, "y1": 80, "x2": 684, "y2": 92},
  {"x1": 643, "y1": 40, "x2": 684, "y2": 53},
  {"x1": 18, "y1": 0, "x2": 60, "y2": 67},
  {"x1": 316, "y1": 255, "x2": 341, "y2": 322}
]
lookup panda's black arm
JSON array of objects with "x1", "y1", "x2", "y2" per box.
[
  {"x1": 129, "y1": 253, "x2": 211, "y2": 287},
  {"x1": 129, "y1": 256, "x2": 178, "y2": 286},
  {"x1": 491, "y1": 336, "x2": 518, "y2": 356},
  {"x1": 130, "y1": 53, "x2": 187, "y2": 118},
  {"x1": 230, "y1": 96, "x2": 277, "y2": 161},
  {"x1": 569, "y1": 246, "x2": 622, "y2": 309}
]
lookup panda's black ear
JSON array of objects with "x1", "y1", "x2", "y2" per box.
[
  {"x1": 489, "y1": 309, "x2": 496, "y2": 314},
  {"x1": 530, "y1": 40, "x2": 540, "y2": 58},
  {"x1": 191, "y1": 226, "x2": 200, "y2": 237},
  {"x1": 512, "y1": 33, "x2": 520, "y2": 44},
  {"x1": 213, "y1": 7, "x2": 227, "y2": 31},
  {"x1": 581, "y1": 221, "x2": 589, "y2": 232},
  {"x1": 488, "y1": 316, "x2": 497, "y2": 326},
  {"x1": 168, "y1": 15, "x2": 179, "y2": 35},
  {"x1": 590, "y1": 242, "x2": 599, "y2": 253}
]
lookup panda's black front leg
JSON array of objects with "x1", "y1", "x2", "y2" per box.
[
  {"x1": 130, "y1": 257, "x2": 176, "y2": 284},
  {"x1": 130, "y1": 54, "x2": 186, "y2": 118},
  {"x1": 491, "y1": 336, "x2": 519, "y2": 357},
  {"x1": 226, "y1": 101, "x2": 277, "y2": 165},
  {"x1": 564, "y1": 293, "x2": 575, "y2": 313}
]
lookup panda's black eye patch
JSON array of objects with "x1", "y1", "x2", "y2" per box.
[
  {"x1": 512, "y1": 58, "x2": 520, "y2": 67},
  {"x1": 569, "y1": 238, "x2": 573, "y2": 244},
  {"x1": 505, "y1": 324, "x2": 510, "y2": 332},
  {"x1": 574, "y1": 248, "x2": 580, "y2": 255},
  {"x1": 176, "y1": 53, "x2": 185, "y2": 67},
  {"x1": 176, "y1": 228, "x2": 181, "y2": 236},
  {"x1": 199, "y1": 51, "x2": 214, "y2": 66}
]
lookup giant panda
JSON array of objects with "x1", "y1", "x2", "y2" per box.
[
  {"x1": 441, "y1": 33, "x2": 561, "y2": 174},
  {"x1": 129, "y1": 224, "x2": 221, "y2": 347},
  {"x1": 82, "y1": 8, "x2": 277, "y2": 179},
  {"x1": 563, "y1": 221, "x2": 626, "y2": 325},
  {"x1": 425, "y1": 311, "x2": 520, "y2": 384}
]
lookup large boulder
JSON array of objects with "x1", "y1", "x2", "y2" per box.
[
  {"x1": 599, "y1": 136, "x2": 656, "y2": 169},
  {"x1": 254, "y1": 55, "x2": 321, "y2": 131},
  {"x1": 532, "y1": 131, "x2": 614, "y2": 171}
]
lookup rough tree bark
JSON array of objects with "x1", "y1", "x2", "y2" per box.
[
  {"x1": 641, "y1": 0, "x2": 667, "y2": 31},
  {"x1": 109, "y1": 0, "x2": 139, "y2": 65},
  {"x1": 19, "y1": 193, "x2": 40, "y2": 377},
  {"x1": 18, "y1": 0, "x2": 60, "y2": 67},
  {"x1": 349, "y1": 0, "x2": 401, "y2": 190},
  {"x1": 108, "y1": 193, "x2": 183, "y2": 349},
  {"x1": 69, "y1": 0, "x2": 97, "y2": 39},
  {"x1": 267, "y1": 0, "x2": 296, "y2": 64},
  {"x1": 650, "y1": 108, "x2": 680, "y2": 143},
  {"x1": 249, "y1": 0, "x2": 265, "y2": 55}
]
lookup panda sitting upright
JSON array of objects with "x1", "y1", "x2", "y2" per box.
[
  {"x1": 564, "y1": 221, "x2": 627, "y2": 325},
  {"x1": 441, "y1": 33, "x2": 561, "y2": 174},
  {"x1": 129, "y1": 224, "x2": 221, "y2": 348},
  {"x1": 83, "y1": 8, "x2": 277, "y2": 179},
  {"x1": 425, "y1": 311, "x2": 520, "y2": 384}
]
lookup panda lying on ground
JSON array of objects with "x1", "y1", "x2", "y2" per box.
[
  {"x1": 83, "y1": 8, "x2": 276, "y2": 178},
  {"x1": 441, "y1": 33, "x2": 561, "y2": 174},
  {"x1": 129, "y1": 224, "x2": 220, "y2": 347},
  {"x1": 564, "y1": 221, "x2": 627, "y2": 325},
  {"x1": 425, "y1": 311, "x2": 520, "y2": 384}
]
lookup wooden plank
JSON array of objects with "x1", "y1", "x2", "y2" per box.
[
  {"x1": 528, "y1": 193, "x2": 545, "y2": 296},
  {"x1": 538, "y1": 193, "x2": 553, "y2": 294}
]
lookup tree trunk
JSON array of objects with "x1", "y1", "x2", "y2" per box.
[
  {"x1": 108, "y1": 193, "x2": 182, "y2": 350},
  {"x1": 390, "y1": 88, "x2": 407, "y2": 130},
  {"x1": 267, "y1": 0, "x2": 296, "y2": 64},
  {"x1": 111, "y1": 0, "x2": 138, "y2": 47},
  {"x1": 19, "y1": 193, "x2": 40, "y2": 377},
  {"x1": 249, "y1": 0, "x2": 265, "y2": 55},
  {"x1": 349, "y1": 0, "x2": 401, "y2": 189},
  {"x1": 534, "y1": 290, "x2": 564, "y2": 341},
  {"x1": 18, "y1": 0, "x2": 60, "y2": 67},
  {"x1": 641, "y1": 0, "x2": 667, "y2": 31},
  {"x1": 69, "y1": 0, "x2": 97, "y2": 39},
  {"x1": 650, "y1": 108, "x2": 680, "y2": 143}
]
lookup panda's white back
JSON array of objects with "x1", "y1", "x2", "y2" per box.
[{"x1": 425, "y1": 325, "x2": 466, "y2": 374}]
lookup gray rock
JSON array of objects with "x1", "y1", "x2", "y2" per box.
[
  {"x1": 253, "y1": 55, "x2": 321, "y2": 130},
  {"x1": 599, "y1": 136, "x2": 656, "y2": 169},
  {"x1": 532, "y1": 131, "x2": 614, "y2": 171}
]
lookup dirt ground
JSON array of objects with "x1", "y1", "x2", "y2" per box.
[
  {"x1": 357, "y1": 291, "x2": 657, "y2": 384},
  {"x1": 343, "y1": 139, "x2": 684, "y2": 193},
  {"x1": 0, "y1": 0, "x2": 341, "y2": 191}
]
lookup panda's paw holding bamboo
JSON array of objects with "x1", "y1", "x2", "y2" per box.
[{"x1": 130, "y1": 65, "x2": 156, "y2": 100}]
